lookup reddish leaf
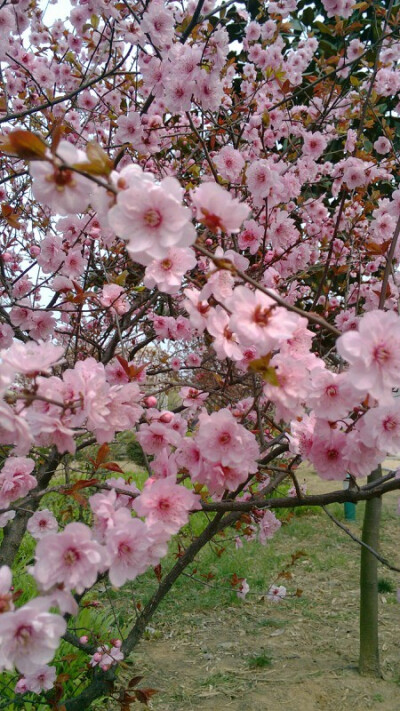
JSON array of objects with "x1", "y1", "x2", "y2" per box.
[
  {"x1": 101, "y1": 462, "x2": 124, "y2": 473},
  {"x1": 51, "y1": 121, "x2": 65, "y2": 153},
  {"x1": 56, "y1": 673, "x2": 70, "y2": 683},
  {"x1": 1, "y1": 204, "x2": 21, "y2": 229},
  {"x1": 230, "y1": 573, "x2": 244, "y2": 587},
  {"x1": 128, "y1": 675, "x2": 144, "y2": 688},
  {"x1": 116, "y1": 354, "x2": 131, "y2": 376},
  {"x1": 95, "y1": 443, "x2": 110, "y2": 469},
  {"x1": 0, "y1": 129, "x2": 48, "y2": 159},
  {"x1": 153, "y1": 564, "x2": 162, "y2": 582},
  {"x1": 135, "y1": 688, "x2": 158, "y2": 705},
  {"x1": 59, "y1": 654, "x2": 78, "y2": 663},
  {"x1": 63, "y1": 478, "x2": 99, "y2": 507}
]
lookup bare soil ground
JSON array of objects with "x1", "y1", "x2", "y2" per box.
[{"x1": 116, "y1": 462, "x2": 400, "y2": 711}]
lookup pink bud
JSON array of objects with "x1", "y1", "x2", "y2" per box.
[
  {"x1": 205, "y1": 238, "x2": 213, "y2": 246},
  {"x1": 159, "y1": 411, "x2": 173, "y2": 423},
  {"x1": 30, "y1": 245, "x2": 40, "y2": 257},
  {"x1": 93, "y1": 652, "x2": 102, "y2": 662},
  {"x1": 80, "y1": 635, "x2": 89, "y2": 644},
  {"x1": 2, "y1": 252, "x2": 12, "y2": 263},
  {"x1": 144, "y1": 396, "x2": 157, "y2": 408}
]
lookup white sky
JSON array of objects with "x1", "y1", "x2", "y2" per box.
[{"x1": 41, "y1": 0, "x2": 71, "y2": 25}]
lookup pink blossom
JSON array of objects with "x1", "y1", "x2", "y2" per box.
[
  {"x1": 263, "y1": 354, "x2": 310, "y2": 421},
  {"x1": 175, "y1": 440, "x2": 205, "y2": 479},
  {"x1": 358, "y1": 403, "x2": 400, "y2": 455},
  {"x1": 195, "y1": 462, "x2": 250, "y2": 496},
  {"x1": 200, "y1": 268, "x2": 234, "y2": 303},
  {"x1": 115, "y1": 111, "x2": 143, "y2": 147},
  {"x1": 308, "y1": 369, "x2": 360, "y2": 421},
  {"x1": 337, "y1": 310, "x2": 400, "y2": 402},
  {"x1": 195, "y1": 408, "x2": 259, "y2": 473},
  {"x1": 183, "y1": 288, "x2": 211, "y2": 334},
  {"x1": 213, "y1": 146, "x2": 245, "y2": 182},
  {"x1": 141, "y1": 0, "x2": 174, "y2": 48},
  {"x1": 164, "y1": 76, "x2": 195, "y2": 113},
  {"x1": 89, "y1": 489, "x2": 119, "y2": 542},
  {"x1": 144, "y1": 247, "x2": 197, "y2": 294},
  {"x1": 302, "y1": 131, "x2": 328, "y2": 159},
  {"x1": 105, "y1": 511, "x2": 152, "y2": 587},
  {"x1": 0, "y1": 323, "x2": 14, "y2": 350},
  {"x1": 137, "y1": 420, "x2": 181, "y2": 454},
  {"x1": 100, "y1": 284, "x2": 128, "y2": 315},
  {"x1": 258, "y1": 510, "x2": 281, "y2": 545},
  {"x1": 185, "y1": 353, "x2": 202, "y2": 367},
  {"x1": 133, "y1": 476, "x2": 201, "y2": 534},
  {"x1": 90, "y1": 645, "x2": 124, "y2": 671},
  {"x1": 170, "y1": 357, "x2": 181, "y2": 371},
  {"x1": 180, "y1": 387, "x2": 209, "y2": 409},
  {"x1": 226, "y1": 285, "x2": 300, "y2": 354},
  {"x1": 0, "y1": 598, "x2": 66, "y2": 674},
  {"x1": 238, "y1": 219, "x2": 263, "y2": 254},
  {"x1": 267, "y1": 585, "x2": 286, "y2": 603},
  {"x1": 37, "y1": 235, "x2": 64, "y2": 273},
  {"x1": 0, "y1": 566, "x2": 14, "y2": 613},
  {"x1": 20, "y1": 665, "x2": 57, "y2": 693},
  {"x1": 1, "y1": 341, "x2": 64, "y2": 376},
  {"x1": 28, "y1": 311, "x2": 56, "y2": 341},
  {"x1": 32, "y1": 522, "x2": 107, "y2": 594},
  {"x1": 151, "y1": 449, "x2": 178, "y2": 479},
  {"x1": 374, "y1": 137, "x2": 391, "y2": 155},
  {"x1": 206, "y1": 306, "x2": 243, "y2": 361},
  {"x1": 60, "y1": 248, "x2": 86, "y2": 279},
  {"x1": 27, "y1": 509, "x2": 58, "y2": 540},
  {"x1": 309, "y1": 424, "x2": 348, "y2": 480},
  {"x1": 30, "y1": 141, "x2": 92, "y2": 216},
  {"x1": 0, "y1": 402, "x2": 32, "y2": 455},
  {"x1": 237, "y1": 579, "x2": 250, "y2": 599},
  {"x1": 0, "y1": 458, "x2": 37, "y2": 508},
  {"x1": 191, "y1": 182, "x2": 250, "y2": 234},
  {"x1": 108, "y1": 168, "x2": 196, "y2": 266},
  {"x1": 246, "y1": 159, "x2": 284, "y2": 208}
]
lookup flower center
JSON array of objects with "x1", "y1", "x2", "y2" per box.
[
  {"x1": 373, "y1": 343, "x2": 390, "y2": 365},
  {"x1": 16, "y1": 625, "x2": 32, "y2": 645},
  {"x1": 118, "y1": 542, "x2": 131, "y2": 557},
  {"x1": 325, "y1": 385, "x2": 337, "y2": 398},
  {"x1": 161, "y1": 258, "x2": 172, "y2": 271},
  {"x1": 253, "y1": 304, "x2": 273, "y2": 326},
  {"x1": 143, "y1": 208, "x2": 162, "y2": 228},
  {"x1": 326, "y1": 448, "x2": 338, "y2": 461},
  {"x1": 63, "y1": 548, "x2": 79, "y2": 566},
  {"x1": 383, "y1": 416, "x2": 396, "y2": 432},
  {"x1": 53, "y1": 168, "x2": 74, "y2": 188},
  {"x1": 158, "y1": 498, "x2": 170, "y2": 511}
]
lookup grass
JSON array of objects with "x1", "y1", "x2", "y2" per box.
[{"x1": 248, "y1": 652, "x2": 273, "y2": 669}]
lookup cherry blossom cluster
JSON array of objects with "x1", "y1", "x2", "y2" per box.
[{"x1": 0, "y1": 0, "x2": 399, "y2": 703}]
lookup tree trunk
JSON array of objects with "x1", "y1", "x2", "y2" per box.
[{"x1": 359, "y1": 466, "x2": 382, "y2": 677}]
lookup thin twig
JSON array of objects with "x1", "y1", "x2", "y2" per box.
[{"x1": 322, "y1": 505, "x2": 400, "y2": 573}]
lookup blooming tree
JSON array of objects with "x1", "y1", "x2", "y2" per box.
[{"x1": 0, "y1": 0, "x2": 400, "y2": 705}]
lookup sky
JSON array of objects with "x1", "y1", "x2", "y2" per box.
[{"x1": 40, "y1": 0, "x2": 71, "y2": 24}]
